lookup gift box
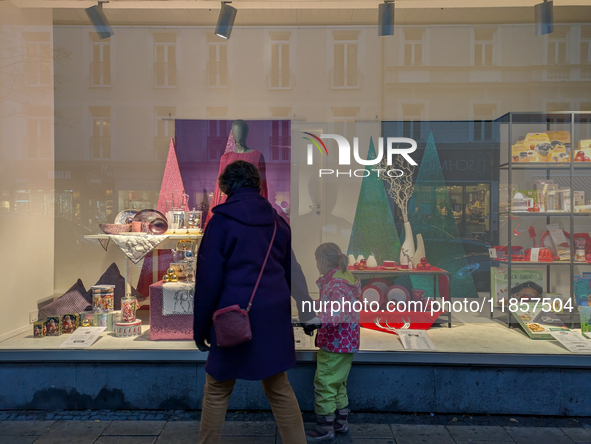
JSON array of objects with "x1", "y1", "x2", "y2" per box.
[
  {"x1": 33, "y1": 319, "x2": 46, "y2": 338},
  {"x1": 45, "y1": 316, "x2": 61, "y2": 336},
  {"x1": 115, "y1": 320, "x2": 142, "y2": 337},
  {"x1": 149, "y1": 280, "x2": 194, "y2": 340},
  {"x1": 61, "y1": 313, "x2": 79, "y2": 334}
]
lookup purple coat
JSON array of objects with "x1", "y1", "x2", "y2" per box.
[{"x1": 193, "y1": 187, "x2": 296, "y2": 381}]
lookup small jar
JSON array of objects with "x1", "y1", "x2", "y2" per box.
[{"x1": 121, "y1": 294, "x2": 138, "y2": 322}]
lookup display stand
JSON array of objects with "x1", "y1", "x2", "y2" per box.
[
  {"x1": 496, "y1": 111, "x2": 591, "y2": 329},
  {"x1": 84, "y1": 234, "x2": 202, "y2": 297},
  {"x1": 351, "y1": 267, "x2": 452, "y2": 329}
]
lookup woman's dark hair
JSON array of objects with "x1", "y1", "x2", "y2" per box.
[{"x1": 218, "y1": 160, "x2": 262, "y2": 195}]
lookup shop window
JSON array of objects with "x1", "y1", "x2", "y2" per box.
[
  {"x1": 270, "y1": 120, "x2": 290, "y2": 162},
  {"x1": 90, "y1": 106, "x2": 111, "y2": 160},
  {"x1": 270, "y1": 32, "x2": 291, "y2": 89},
  {"x1": 23, "y1": 32, "x2": 51, "y2": 86},
  {"x1": 473, "y1": 28, "x2": 495, "y2": 66},
  {"x1": 90, "y1": 34, "x2": 110, "y2": 87},
  {"x1": 207, "y1": 120, "x2": 229, "y2": 161},
  {"x1": 154, "y1": 33, "x2": 177, "y2": 88},
  {"x1": 403, "y1": 28, "x2": 425, "y2": 66},
  {"x1": 332, "y1": 31, "x2": 360, "y2": 89},
  {"x1": 154, "y1": 107, "x2": 175, "y2": 161},
  {"x1": 207, "y1": 37, "x2": 228, "y2": 88}
]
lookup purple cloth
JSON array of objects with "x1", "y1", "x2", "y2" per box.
[
  {"x1": 193, "y1": 187, "x2": 295, "y2": 381},
  {"x1": 39, "y1": 279, "x2": 91, "y2": 319}
]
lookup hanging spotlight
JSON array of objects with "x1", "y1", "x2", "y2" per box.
[
  {"x1": 85, "y1": 1, "x2": 114, "y2": 40},
  {"x1": 215, "y1": 2, "x2": 237, "y2": 40},
  {"x1": 378, "y1": 0, "x2": 395, "y2": 36},
  {"x1": 535, "y1": 0, "x2": 553, "y2": 36}
]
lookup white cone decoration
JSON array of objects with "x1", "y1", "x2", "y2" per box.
[
  {"x1": 400, "y1": 221, "x2": 415, "y2": 266},
  {"x1": 348, "y1": 254, "x2": 356, "y2": 266},
  {"x1": 367, "y1": 254, "x2": 378, "y2": 268},
  {"x1": 412, "y1": 234, "x2": 426, "y2": 268}
]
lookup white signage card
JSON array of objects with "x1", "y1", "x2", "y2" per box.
[
  {"x1": 397, "y1": 329, "x2": 436, "y2": 351},
  {"x1": 488, "y1": 248, "x2": 498, "y2": 259},
  {"x1": 530, "y1": 248, "x2": 540, "y2": 262},
  {"x1": 550, "y1": 331, "x2": 591, "y2": 353},
  {"x1": 59, "y1": 327, "x2": 106, "y2": 348}
]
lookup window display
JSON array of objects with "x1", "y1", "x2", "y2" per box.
[{"x1": 1, "y1": 0, "x2": 590, "y2": 363}]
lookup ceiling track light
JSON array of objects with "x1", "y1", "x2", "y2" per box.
[
  {"x1": 535, "y1": 0, "x2": 554, "y2": 36},
  {"x1": 86, "y1": 1, "x2": 114, "y2": 40},
  {"x1": 215, "y1": 1, "x2": 237, "y2": 40},
  {"x1": 378, "y1": 0, "x2": 395, "y2": 37}
]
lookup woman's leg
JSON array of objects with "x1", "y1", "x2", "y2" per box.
[
  {"x1": 199, "y1": 373, "x2": 236, "y2": 444},
  {"x1": 261, "y1": 371, "x2": 306, "y2": 444}
]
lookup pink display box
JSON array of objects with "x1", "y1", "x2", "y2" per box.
[{"x1": 149, "y1": 280, "x2": 194, "y2": 341}]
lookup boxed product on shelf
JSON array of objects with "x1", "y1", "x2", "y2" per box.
[
  {"x1": 511, "y1": 132, "x2": 570, "y2": 162},
  {"x1": 557, "y1": 189, "x2": 571, "y2": 212},
  {"x1": 45, "y1": 316, "x2": 61, "y2": 336},
  {"x1": 575, "y1": 191, "x2": 585, "y2": 207},
  {"x1": 511, "y1": 190, "x2": 537, "y2": 212},
  {"x1": 546, "y1": 223, "x2": 570, "y2": 260},
  {"x1": 544, "y1": 293, "x2": 565, "y2": 313},
  {"x1": 574, "y1": 273, "x2": 591, "y2": 307},
  {"x1": 511, "y1": 303, "x2": 569, "y2": 340},
  {"x1": 574, "y1": 140, "x2": 591, "y2": 162},
  {"x1": 61, "y1": 313, "x2": 78, "y2": 334},
  {"x1": 33, "y1": 319, "x2": 46, "y2": 338},
  {"x1": 491, "y1": 267, "x2": 544, "y2": 307},
  {"x1": 580, "y1": 306, "x2": 591, "y2": 338},
  {"x1": 534, "y1": 180, "x2": 555, "y2": 212}
]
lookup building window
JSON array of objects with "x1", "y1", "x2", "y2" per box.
[
  {"x1": 473, "y1": 28, "x2": 495, "y2": 66},
  {"x1": 547, "y1": 27, "x2": 568, "y2": 65},
  {"x1": 473, "y1": 104, "x2": 496, "y2": 142},
  {"x1": 207, "y1": 35, "x2": 228, "y2": 88},
  {"x1": 90, "y1": 106, "x2": 111, "y2": 160},
  {"x1": 154, "y1": 107, "x2": 175, "y2": 161},
  {"x1": 333, "y1": 31, "x2": 360, "y2": 89},
  {"x1": 270, "y1": 32, "x2": 291, "y2": 89},
  {"x1": 154, "y1": 33, "x2": 177, "y2": 87},
  {"x1": 23, "y1": 32, "x2": 51, "y2": 86},
  {"x1": 90, "y1": 34, "x2": 110, "y2": 87},
  {"x1": 207, "y1": 120, "x2": 229, "y2": 161},
  {"x1": 24, "y1": 106, "x2": 51, "y2": 158},
  {"x1": 581, "y1": 26, "x2": 591, "y2": 80},
  {"x1": 402, "y1": 104, "x2": 424, "y2": 141},
  {"x1": 403, "y1": 28, "x2": 425, "y2": 66},
  {"x1": 270, "y1": 120, "x2": 290, "y2": 162}
]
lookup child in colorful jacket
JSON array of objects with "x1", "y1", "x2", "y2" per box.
[{"x1": 306, "y1": 242, "x2": 361, "y2": 443}]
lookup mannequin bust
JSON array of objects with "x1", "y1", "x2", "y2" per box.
[{"x1": 232, "y1": 120, "x2": 253, "y2": 153}]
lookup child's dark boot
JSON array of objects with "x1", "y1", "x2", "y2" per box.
[
  {"x1": 334, "y1": 408, "x2": 350, "y2": 435},
  {"x1": 305, "y1": 414, "x2": 336, "y2": 443}
]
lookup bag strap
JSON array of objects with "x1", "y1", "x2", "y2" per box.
[{"x1": 246, "y1": 221, "x2": 277, "y2": 313}]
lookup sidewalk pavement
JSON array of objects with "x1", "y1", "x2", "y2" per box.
[{"x1": 2, "y1": 411, "x2": 591, "y2": 444}]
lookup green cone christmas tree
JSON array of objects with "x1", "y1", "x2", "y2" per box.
[
  {"x1": 347, "y1": 138, "x2": 401, "y2": 264},
  {"x1": 407, "y1": 131, "x2": 479, "y2": 298}
]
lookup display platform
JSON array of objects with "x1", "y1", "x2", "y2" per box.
[{"x1": 0, "y1": 304, "x2": 587, "y2": 357}]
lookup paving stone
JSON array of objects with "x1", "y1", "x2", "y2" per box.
[
  {"x1": 391, "y1": 424, "x2": 455, "y2": 444},
  {"x1": 33, "y1": 420, "x2": 110, "y2": 444},
  {"x1": 103, "y1": 421, "x2": 166, "y2": 436},
  {"x1": 505, "y1": 427, "x2": 575, "y2": 444},
  {"x1": 154, "y1": 421, "x2": 200, "y2": 444},
  {"x1": 336, "y1": 437, "x2": 396, "y2": 444},
  {"x1": 95, "y1": 437, "x2": 157, "y2": 444},
  {"x1": 454, "y1": 442, "x2": 515, "y2": 444},
  {"x1": 0, "y1": 421, "x2": 55, "y2": 436},
  {"x1": 348, "y1": 423, "x2": 393, "y2": 438},
  {"x1": 563, "y1": 428, "x2": 591, "y2": 442},
  {"x1": 447, "y1": 425, "x2": 513, "y2": 441},
  {"x1": 220, "y1": 438, "x2": 275, "y2": 444},
  {"x1": 221, "y1": 421, "x2": 276, "y2": 436},
  {"x1": 1, "y1": 437, "x2": 40, "y2": 444}
]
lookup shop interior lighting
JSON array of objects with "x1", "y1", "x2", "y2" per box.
[
  {"x1": 378, "y1": 0, "x2": 395, "y2": 36},
  {"x1": 215, "y1": 2, "x2": 237, "y2": 40},
  {"x1": 85, "y1": 1, "x2": 114, "y2": 40},
  {"x1": 535, "y1": 0, "x2": 553, "y2": 36}
]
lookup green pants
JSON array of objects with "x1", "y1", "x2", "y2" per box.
[{"x1": 314, "y1": 349, "x2": 354, "y2": 416}]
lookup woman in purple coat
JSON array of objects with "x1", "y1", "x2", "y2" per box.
[{"x1": 194, "y1": 160, "x2": 306, "y2": 444}]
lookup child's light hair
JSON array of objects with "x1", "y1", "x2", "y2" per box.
[{"x1": 315, "y1": 242, "x2": 348, "y2": 274}]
